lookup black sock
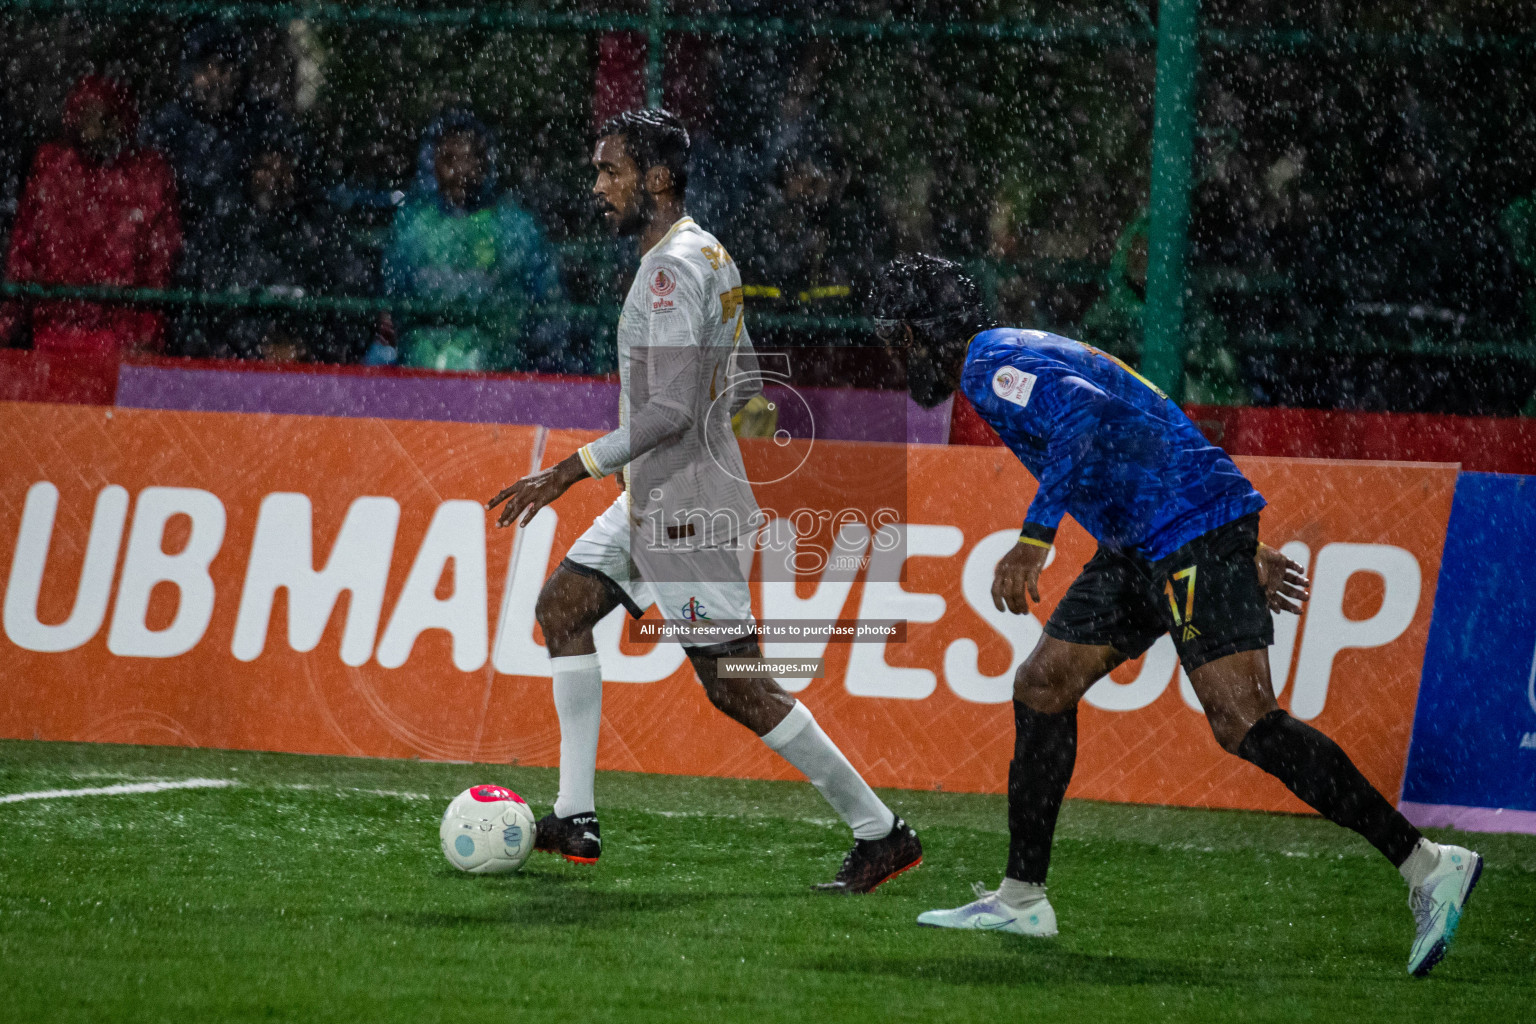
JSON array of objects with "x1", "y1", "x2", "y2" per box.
[
  {"x1": 1005, "y1": 700, "x2": 1078, "y2": 884},
  {"x1": 1237, "y1": 709, "x2": 1422, "y2": 867}
]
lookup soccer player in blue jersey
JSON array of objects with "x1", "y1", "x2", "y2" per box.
[{"x1": 872, "y1": 254, "x2": 1480, "y2": 977}]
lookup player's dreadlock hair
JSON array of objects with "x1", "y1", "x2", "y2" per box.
[
  {"x1": 870, "y1": 254, "x2": 989, "y2": 342},
  {"x1": 870, "y1": 254, "x2": 993, "y2": 407},
  {"x1": 597, "y1": 108, "x2": 690, "y2": 192}
]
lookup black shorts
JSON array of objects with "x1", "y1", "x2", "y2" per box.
[{"x1": 1042, "y1": 513, "x2": 1273, "y2": 673}]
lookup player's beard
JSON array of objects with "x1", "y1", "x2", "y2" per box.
[
  {"x1": 908, "y1": 366, "x2": 957, "y2": 408},
  {"x1": 601, "y1": 189, "x2": 651, "y2": 237},
  {"x1": 906, "y1": 333, "x2": 964, "y2": 409}
]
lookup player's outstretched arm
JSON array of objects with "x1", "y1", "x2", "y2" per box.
[
  {"x1": 1255, "y1": 542, "x2": 1310, "y2": 614},
  {"x1": 992, "y1": 538, "x2": 1049, "y2": 615},
  {"x1": 486, "y1": 453, "x2": 591, "y2": 529}
]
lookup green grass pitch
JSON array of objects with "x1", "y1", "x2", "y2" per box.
[{"x1": 1, "y1": 740, "x2": 1532, "y2": 1023}]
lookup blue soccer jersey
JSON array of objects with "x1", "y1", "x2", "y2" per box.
[{"x1": 960, "y1": 328, "x2": 1265, "y2": 562}]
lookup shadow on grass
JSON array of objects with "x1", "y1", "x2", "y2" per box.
[
  {"x1": 802, "y1": 945, "x2": 1310, "y2": 990},
  {"x1": 390, "y1": 884, "x2": 724, "y2": 930}
]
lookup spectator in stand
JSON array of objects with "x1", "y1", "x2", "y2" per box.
[
  {"x1": 142, "y1": 20, "x2": 290, "y2": 238},
  {"x1": 377, "y1": 109, "x2": 564, "y2": 372},
  {"x1": 749, "y1": 136, "x2": 876, "y2": 311},
  {"x1": 175, "y1": 127, "x2": 372, "y2": 363},
  {"x1": 0, "y1": 75, "x2": 180, "y2": 355},
  {"x1": 0, "y1": 94, "x2": 33, "y2": 247}
]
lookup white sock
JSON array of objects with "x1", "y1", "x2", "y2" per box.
[
  {"x1": 1399, "y1": 838, "x2": 1442, "y2": 889},
  {"x1": 550, "y1": 653, "x2": 603, "y2": 818},
  {"x1": 760, "y1": 701, "x2": 896, "y2": 840},
  {"x1": 998, "y1": 877, "x2": 1047, "y2": 910}
]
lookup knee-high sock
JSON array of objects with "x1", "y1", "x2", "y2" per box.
[
  {"x1": 551, "y1": 653, "x2": 603, "y2": 818},
  {"x1": 1006, "y1": 701, "x2": 1078, "y2": 884},
  {"x1": 1237, "y1": 709, "x2": 1422, "y2": 866},
  {"x1": 761, "y1": 701, "x2": 895, "y2": 840}
]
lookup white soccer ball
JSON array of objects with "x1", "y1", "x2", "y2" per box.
[{"x1": 440, "y1": 784, "x2": 536, "y2": 874}]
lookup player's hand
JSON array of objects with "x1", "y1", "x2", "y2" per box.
[
  {"x1": 992, "y1": 541, "x2": 1048, "y2": 615},
  {"x1": 1255, "y1": 542, "x2": 1310, "y2": 615},
  {"x1": 486, "y1": 455, "x2": 589, "y2": 529}
]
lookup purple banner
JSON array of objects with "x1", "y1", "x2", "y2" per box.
[{"x1": 114, "y1": 361, "x2": 953, "y2": 444}]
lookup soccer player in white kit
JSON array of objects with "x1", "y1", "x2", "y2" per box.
[{"x1": 486, "y1": 109, "x2": 921, "y2": 892}]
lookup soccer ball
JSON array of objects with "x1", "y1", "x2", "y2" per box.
[{"x1": 440, "y1": 785, "x2": 536, "y2": 874}]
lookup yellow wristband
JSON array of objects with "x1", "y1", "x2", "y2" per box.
[{"x1": 1018, "y1": 536, "x2": 1051, "y2": 549}]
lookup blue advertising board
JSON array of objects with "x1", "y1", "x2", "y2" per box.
[{"x1": 1402, "y1": 472, "x2": 1536, "y2": 826}]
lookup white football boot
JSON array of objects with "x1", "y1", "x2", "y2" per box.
[
  {"x1": 916, "y1": 882, "x2": 1058, "y2": 937},
  {"x1": 1407, "y1": 843, "x2": 1483, "y2": 978}
]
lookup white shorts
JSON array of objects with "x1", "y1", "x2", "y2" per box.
[{"x1": 563, "y1": 492, "x2": 755, "y2": 647}]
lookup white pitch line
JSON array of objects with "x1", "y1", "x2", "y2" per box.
[{"x1": 0, "y1": 778, "x2": 236, "y2": 805}]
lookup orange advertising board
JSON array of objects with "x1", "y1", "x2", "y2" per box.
[{"x1": 0, "y1": 402, "x2": 1456, "y2": 813}]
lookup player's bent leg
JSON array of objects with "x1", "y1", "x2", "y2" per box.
[
  {"x1": 1013, "y1": 634, "x2": 1126, "y2": 713},
  {"x1": 533, "y1": 564, "x2": 622, "y2": 864},
  {"x1": 686, "y1": 637, "x2": 919, "y2": 893},
  {"x1": 1007, "y1": 637, "x2": 1124, "y2": 886},
  {"x1": 535, "y1": 562, "x2": 621, "y2": 658},
  {"x1": 687, "y1": 636, "x2": 797, "y2": 736},
  {"x1": 1181, "y1": 647, "x2": 1281, "y2": 754},
  {"x1": 1191, "y1": 649, "x2": 1421, "y2": 861},
  {"x1": 1189, "y1": 648, "x2": 1484, "y2": 976}
]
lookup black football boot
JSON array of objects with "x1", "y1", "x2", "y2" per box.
[
  {"x1": 813, "y1": 816, "x2": 922, "y2": 893},
  {"x1": 533, "y1": 811, "x2": 602, "y2": 864}
]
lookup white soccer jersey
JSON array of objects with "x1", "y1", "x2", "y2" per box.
[{"x1": 576, "y1": 216, "x2": 761, "y2": 547}]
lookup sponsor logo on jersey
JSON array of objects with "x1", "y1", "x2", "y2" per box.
[
  {"x1": 679, "y1": 596, "x2": 710, "y2": 621},
  {"x1": 992, "y1": 367, "x2": 1038, "y2": 408},
  {"x1": 650, "y1": 268, "x2": 677, "y2": 297}
]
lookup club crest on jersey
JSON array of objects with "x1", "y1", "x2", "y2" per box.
[
  {"x1": 649, "y1": 268, "x2": 677, "y2": 297},
  {"x1": 992, "y1": 367, "x2": 1037, "y2": 408},
  {"x1": 650, "y1": 267, "x2": 678, "y2": 312}
]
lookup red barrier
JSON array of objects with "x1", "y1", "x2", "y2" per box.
[
  {"x1": 1184, "y1": 405, "x2": 1536, "y2": 475},
  {"x1": 953, "y1": 392, "x2": 1536, "y2": 475},
  {"x1": 949, "y1": 392, "x2": 1002, "y2": 446},
  {"x1": 0, "y1": 349, "x2": 118, "y2": 406}
]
